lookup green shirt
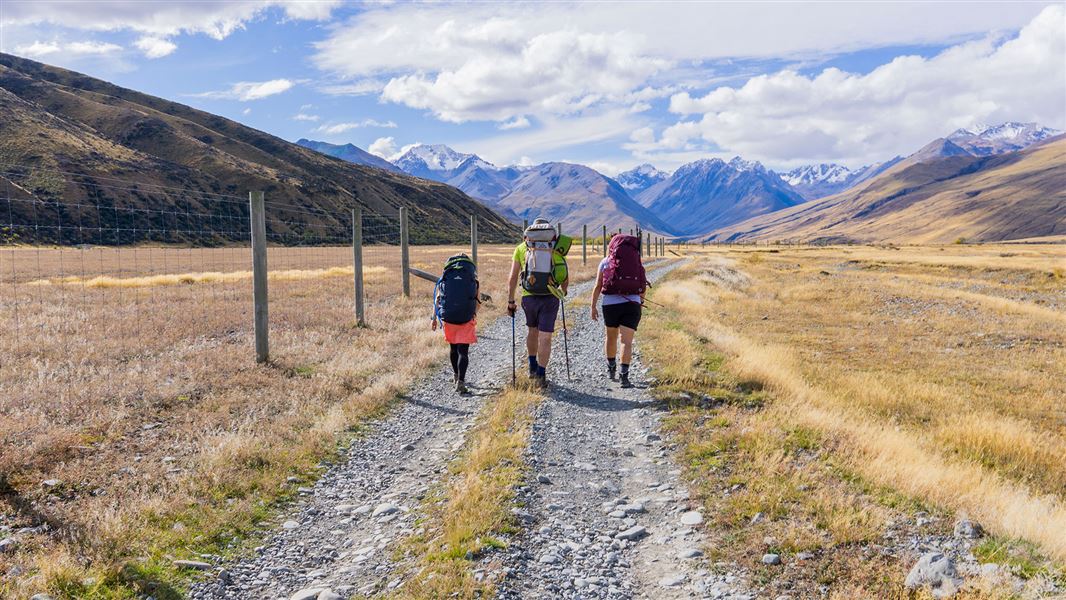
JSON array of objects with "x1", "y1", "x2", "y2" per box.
[{"x1": 513, "y1": 242, "x2": 568, "y2": 297}]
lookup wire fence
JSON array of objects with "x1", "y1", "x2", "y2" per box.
[{"x1": 0, "y1": 165, "x2": 700, "y2": 385}]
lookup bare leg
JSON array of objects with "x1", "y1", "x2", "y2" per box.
[
  {"x1": 605, "y1": 326, "x2": 619, "y2": 360},
  {"x1": 620, "y1": 326, "x2": 636, "y2": 364},
  {"x1": 537, "y1": 331, "x2": 553, "y2": 368},
  {"x1": 526, "y1": 326, "x2": 538, "y2": 359}
]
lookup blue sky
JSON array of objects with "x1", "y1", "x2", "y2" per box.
[{"x1": 1, "y1": 1, "x2": 1063, "y2": 174}]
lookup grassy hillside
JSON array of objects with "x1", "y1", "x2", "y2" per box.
[
  {"x1": 0, "y1": 53, "x2": 518, "y2": 245},
  {"x1": 704, "y1": 136, "x2": 1066, "y2": 244}
]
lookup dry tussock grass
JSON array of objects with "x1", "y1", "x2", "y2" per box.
[
  {"x1": 25, "y1": 265, "x2": 390, "y2": 288},
  {"x1": 0, "y1": 243, "x2": 600, "y2": 598},
  {"x1": 396, "y1": 383, "x2": 544, "y2": 599},
  {"x1": 642, "y1": 243, "x2": 1065, "y2": 594}
]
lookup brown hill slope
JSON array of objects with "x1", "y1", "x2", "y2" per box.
[
  {"x1": 0, "y1": 53, "x2": 516, "y2": 244},
  {"x1": 704, "y1": 136, "x2": 1066, "y2": 244}
]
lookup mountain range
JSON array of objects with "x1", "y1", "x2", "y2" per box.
[
  {"x1": 636, "y1": 158, "x2": 805, "y2": 236},
  {"x1": 0, "y1": 53, "x2": 516, "y2": 244},
  {"x1": 300, "y1": 120, "x2": 1061, "y2": 241},
  {"x1": 704, "y1": 134, "x2": 1066, "y2": 244}
]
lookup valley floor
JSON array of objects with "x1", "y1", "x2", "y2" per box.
[{"x1": 3, "y1": 242, "x2": 1064, "y2": 599}]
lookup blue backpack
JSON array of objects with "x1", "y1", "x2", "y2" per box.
[{"x1": 435, "y1": 254, "x2": 478, "y2": 325}]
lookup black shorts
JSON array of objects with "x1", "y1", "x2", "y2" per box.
[{"x1": 602, "y1": 302, "x2": 642, "y2": 330}]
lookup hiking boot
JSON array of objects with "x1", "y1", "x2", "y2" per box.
[
  {"x1": 620, "y1": 373, "x2": 633, "y2": 388},
  {"x1": 607, "y1": 364, "x2": 617, "y2": 380},
  {"x1": 456, "y1": 380, "x2": 468, "y2": 394},
  {"x1": 534, "y1": 374, "x2": 548, "y2": 389}
]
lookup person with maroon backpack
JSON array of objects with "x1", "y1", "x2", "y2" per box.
[{"x1": 590, "y1": 234, "x2": 648, "y2": 388}]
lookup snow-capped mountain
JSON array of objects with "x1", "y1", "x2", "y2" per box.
[
  {"x1": 394, "y1": 144, "x2": 483, "y2": 179},
  {"x1": 637, "y1": 157, "x2": 805, "y2": 235},
  {"x1": 947, "y1": 122, "x2": 1061, "y2": 156},
  {"x1": 614, "y1": 163, "x2": 669, "y2": 194},
  {"x1": 782, "y1": 163, "x2": 854, "y2": 187},
  {"x1": 390, "y1": 144, "x2": 522, "y2": 205},
  {"x1": 782, "y1": 160, "x2": 902, "y2": 200}
]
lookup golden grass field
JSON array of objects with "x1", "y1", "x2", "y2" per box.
[
  {"x1": 641, "y1": 242, "x2": 1065, "y2": 597},
  {"x1": 0, "y1": 242, "x2": 603, "y2": 598}
]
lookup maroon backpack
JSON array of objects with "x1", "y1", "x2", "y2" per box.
[{"x1": 602, "y1": 235, "x2": 647, "y2": 295}]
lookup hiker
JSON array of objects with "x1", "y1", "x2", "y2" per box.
[
  {"x1": 507, "y1": 218, "x2": 570, "y2": 387},
  {"x1": 590, "y1": 234, "x2": 647, "y2": 388},
  {"x1": 432, "y1": 253, "x2": 480, "y2": 394}
]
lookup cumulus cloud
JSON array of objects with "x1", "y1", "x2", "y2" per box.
[
  {"x1": 15, "y1": 40, "x2": 121, "y2": 57},
  {"x1": 192, "y1": 79, "x2": 295, "y2": 101},
  {"x1": 368, "y1": 136, "x2": 398, "y2": 159},
  {"x1": 134, "y1": 36, "x2": 177, "y2": 58},
  {"x1": 315, "y1": 120, "x2": 398, "y2": 135},
  {"x1": 293, "y1": 113, "x2": 321, "y2": 122},
  {"x1": 311, "y1": 1, "x2": 1049, "y2": 127},
  {"x1": 373, "y1": 29, "x2": 665, "y2": 123},
  {"x1": 640, "y1": 4, "x2": 1066, "y2": 167}
]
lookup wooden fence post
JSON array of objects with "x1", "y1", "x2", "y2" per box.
[
  {"x1": 352, "y1": 207, "x2": 365, "y2": 327},
  {"x1": 602, "y1": 225, "x2": 607, "y2": 257},
  {"x1": 400, "y1": 207, "x2": 410, "y2": 297},
  {"x1": 523, "y1": 218, "x2": 528, "y2": 232},
  {"x1": 249, "y1": 191, "x2": 269, "y2": 363}
]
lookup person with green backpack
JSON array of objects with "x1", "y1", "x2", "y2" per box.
[{"x1": 506, "y1": 218, "x2": 570, "y2": 388}]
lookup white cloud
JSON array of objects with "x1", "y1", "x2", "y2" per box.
[
  {"x1": 468, "y1": 109, "x2": 640, "y2": 166},
  {"x1": 293, "y1": 113, "x2": 321, "y2": 122},
  {"x1": 318, "y1": 79, "x2": 387, "y2": 96},
  {"x1": 368, "y1": 136, "x2": 397, "y2": 159},
  {"x1": 15, "y1": 40, "x2": 121, "y2": 57},
  {"x1": 640, "y1": 5, "x2": 1066, "y2": 167},
  {"x1": 192, "y1": 79, "x2": 295, "y2": 101},
  {"x1": 242, "y1": 108, "x2": 252, "y2": 115},
  {"x1": 134, "y1": 36, "x2": 177, "y2": 58},
  {"x1": 3, "y1": 1, "x2": 339, "y2": 40},
  {"x1": 311, "y1": 2, "x2": 1049, "y2": 125},
  {"x1": 373, "y1": 28, "x2": 665, "y2": 122},
  {"x1": 315, "y1": 119, "x2": 398, "y2": 134},
  {"x1": 13, "y1": 41, "x2": 60, "y2": 57},
  {"x1": 498, "y1": 116, "x2": 531, "y2": 130},
  {"x1": 583, "y1": 161, "x2": 625, "y2": 177}
]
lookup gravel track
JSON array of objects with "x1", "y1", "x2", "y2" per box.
[
  {"x1": 190, "y1": 257, "x2": 750, "y2": 600},
  {"x1": 189, "y1": 270, "x2": 611, "y2": 600},
  {"x1": 494, "y1": 259, "x2": 752, "y2": 600}
]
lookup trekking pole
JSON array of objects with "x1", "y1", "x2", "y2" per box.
[
  {"x1": 561, "y1": 298, "x2": 572, "y2": 381},
  {"x1": 511, "y1": 313, "x2": 516, "y2": 386}
]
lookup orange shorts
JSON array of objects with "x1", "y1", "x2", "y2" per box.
[{"x1": 443, "y1": 319, "x2": 477, "y2": 344}]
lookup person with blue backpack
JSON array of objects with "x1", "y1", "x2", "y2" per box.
[
  {"x1": 432, "y1": 253, "x2": 480, "y2": 394},
  {"x1": 590, "y1": 234, "x2": 647, "y2": 388}
]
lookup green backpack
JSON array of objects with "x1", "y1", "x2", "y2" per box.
[{"x1": 522, "y1": 228, "x2": 571, "y2": 296}]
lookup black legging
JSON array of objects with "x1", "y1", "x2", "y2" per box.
[{"x1": 449, "y1": 343, "x2": 470, "y2": 382}]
